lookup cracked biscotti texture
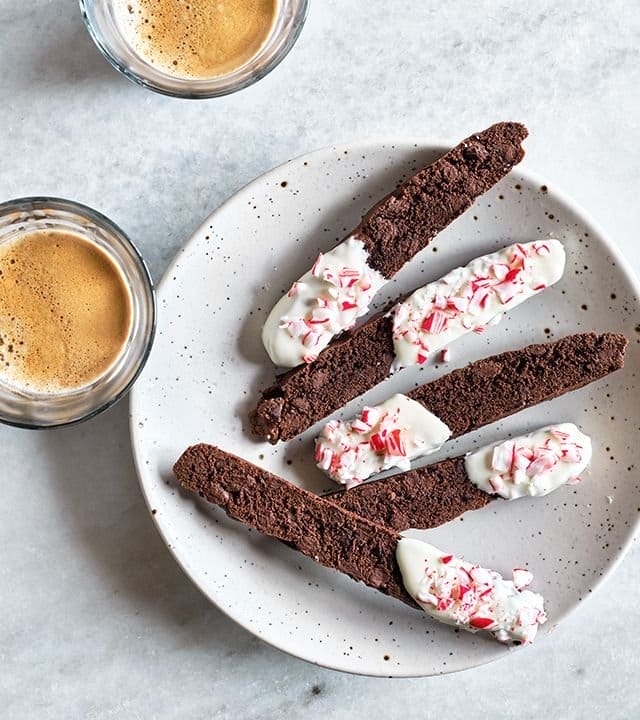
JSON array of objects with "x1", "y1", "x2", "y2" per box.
[
  {"x1": 326, "y1": 457, "x2": 494, "y2": 531},
  {"x1": 251, "y1": 332, "x2": 627, "y2": 443},
  {"x1": 174, "y1": 444, "x2": 415, "y2": 607},
  {"x1": 356, "y1": 121, "x2": 528, "y2": 278},
  {"x1": 251, "y1": 313, "x2": 395, "y2": 442},
  {"x1": 408, "y1": 331, "x2": 627, "y2": 437}
]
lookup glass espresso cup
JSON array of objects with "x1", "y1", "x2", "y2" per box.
[
  {"x1": 0, "y1": 198, "x2": 155, "y2": 429},
  {"x1": 79, "y1": 0, "x2": 309, "y2": 98}
]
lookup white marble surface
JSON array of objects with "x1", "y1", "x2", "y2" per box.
[{"x1": 1, "y1": 0, "x2": 639, "y2": 717}]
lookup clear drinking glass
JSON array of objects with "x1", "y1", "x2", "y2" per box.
[
  {"x1": 0, "y1": 197, "x2": 156, "y2": 429},
  {"x1": 79, "y1": 0, "x2": 309, "y2": 98}
]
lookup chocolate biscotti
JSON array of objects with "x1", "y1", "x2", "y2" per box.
[
  {"x1": 357, "y1": 123, "x2": 528, "y2": 276},
  {"x1": 173, "y1": 444, "x2": 414, "y2": 606},
  {"x1": 251, "y1": 332, "x2": 627, "y2": 443},
  {"x1": 326, "y1": 423, "x2": 592, "y2": 530},
  {"x1": 408, "y1": 331, "x2": 626, "y2": 438},
  {"x1": 327, "y1": 457, "x2": 491, "y2": 531},
  {"x1": 262, "y1": 122, "x2": 528, "y2": 368},
  {"x1": 174, "y1": 444, "x2": 550, "y2": 644}
]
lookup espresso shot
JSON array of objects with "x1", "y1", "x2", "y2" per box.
[
  {"x1": 0, "y1": 230, "x2": 132, "y2": 394},
  {"x1": 80, "y1": 0, "x2": 308, "y2": 98},
  {"x1": 0, "y1": 198, "x2": 155, "y2": 428},
  {"x1": 114, "y1": 0, "x2": 280, "y2": 79}
]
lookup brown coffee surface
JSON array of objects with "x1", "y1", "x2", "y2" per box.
[
  {"x1": 117, "y1": 0, "x2": 280, "y2": 79},
  {"x1": 0, "y1": 230, "x2": 132, "y2": 393}
]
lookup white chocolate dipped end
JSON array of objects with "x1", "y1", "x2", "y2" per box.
[
  {"x1": 262, "y1": 236, "x2": 386, "y2": 367},
  {"x1": 396, "y1": 537, "x2": 546, "y2": 645},
  {"x1": 315, "y1": 394, "x2": 451, "y2": 487},
  {"x1": 392, "y1": 240, "x2": 566, "y2": 369},
  {"x1": 465, "y1": 423, "x2": 591, "y2": 500}
]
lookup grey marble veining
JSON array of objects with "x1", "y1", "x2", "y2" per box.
[{"x1": 0, "y1": 1, "x2": 639, "y2": 718}]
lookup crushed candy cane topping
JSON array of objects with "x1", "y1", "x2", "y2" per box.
[
  {"x1": 261, "y1": 236, "x2": 386, "y2": 367},
  {"x1": 315, "y1": 394, "x2": 451, "y2": 487},
  {"x1": 396, "y1": 537, "x2": 547, "y2": 645},
  {"x1": 392, "y1": 240, "x2": 566, "y2": 369},
  {"x1": 465, "y1": 423, "x2": 592, "y2": 500}
]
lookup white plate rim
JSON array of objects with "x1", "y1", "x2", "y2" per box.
[{"x1": 129, "y1": 136, "x2": 640, "y2": 677}]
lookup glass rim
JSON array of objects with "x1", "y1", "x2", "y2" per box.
[
  {"x1": 78, "y1": 0, "x2": 310, "y2": 99},
  {"x1": 0, "y1": 196, "x2": 157, "y2": 430}
]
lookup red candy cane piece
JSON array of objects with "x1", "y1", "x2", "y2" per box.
[
  {"x1": 322, "y1": 269, "x2": 338, "y2": 286},
  {"x1": 338, "y1": 268, "x2": 360, "y2": 289},
  {"x1": 560, "y1": 445, "x2": 582, "y2": 463},
  {"x1": 350, "y1": 418, "x2": 370, "y2": 434},
  {"x1": 421, "y1": 310, "x2": 448, "y2": 334},
  {"x1": 526, "y1": 450, "x2": 557, "y2": 477},
  {"x1": 468, "y1": 287, "x2": 490, "y2": 314},
  {"x1": 512, "y1": 568, "x2": 534, "y2": 590},
  {"x1": 329, "y1": 451, "x2": 343, "y2": 473},
  {"x1": 287, "y1": 281, "x2": 301, "y2": 298},
  {"x1": 503, "y1": 266, "x2": 523, "y2": 284},
  {"x1": 310, "y1": 254, "x2": 324, "y2": 277},
  {"x1": 317, "y1": 448, "x2": 333, "y2": 471},
  {"x1": 534, "y1": 243, "x2": 551, "y2": 256},
  {"x1": 513, "y1": 243, "x2": 529, "y2": 261},
  {"x1": 446, "y1": 297, "x2": 467, "y2": 313},
  {"x1": 491, "y1": 440, "x2": 514, "y2": 472},
  {"x1": 491, "y1": 262, "x2": 510, "y2": 281},
  {"x1": 469, "y1": 616, "x2": 495, "y2": 629},
  {"x1": 302, "y1": 330, "x2": 320, "y2": 348},
  {"x1": 471, "y1": 276, "x2": 491, "y2": 291},
  {"x1": 360, "y1": 406, "x2": 378, "y2": 426},
  {"x1": 385, "y1": 429, "x2": 406, "y2": 457},
  {"x1": 550, "y1": 427, "x2": 570, "y2": 441}
]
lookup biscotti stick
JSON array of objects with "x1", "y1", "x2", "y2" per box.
[
  {"x1": 252, "y1": 329, "x2": 626, "y2": 444},
  {"x1": 262, "y1": 122, "x2": 528, "y2": 368},
  {"x1": 174, "y1": 444, "x2": 547, "y2": 644},
  {"x1": 174, "y1": 443, "x2": 412, "y2": 605},
  {"x1": 326, "y1": 424, "x2": 591, "y2": 530}
]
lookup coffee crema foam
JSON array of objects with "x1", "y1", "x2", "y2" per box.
[
  {"x1": 0, "y1": 230, "x2": 132, "y2": 394},
  {"x1": 115, "y1": 0, "x2": 280, "y2": 79}
]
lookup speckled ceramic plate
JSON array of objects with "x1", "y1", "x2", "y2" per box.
[{"x1": 129, "y1": 140, "x2": 640, "y2": 677}]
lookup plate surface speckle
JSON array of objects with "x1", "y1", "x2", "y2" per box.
[{"x1": 130, "y1": 140, "x2": 640, "y2": 676}]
